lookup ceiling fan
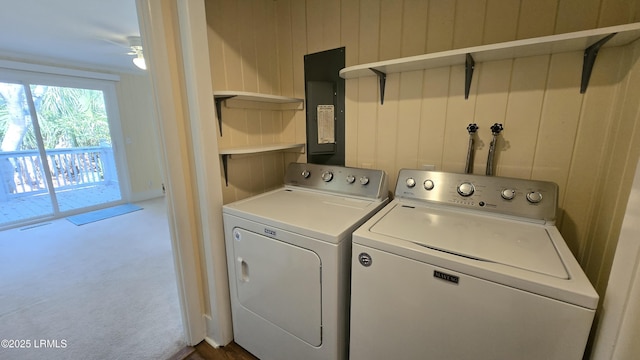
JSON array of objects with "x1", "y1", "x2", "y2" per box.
[
  {"x1": 126, "y1": 36, "x2": 146, "y2": 70},
  {"x1": 100, "y1": 36, "x2": 146, "y2": 70}
]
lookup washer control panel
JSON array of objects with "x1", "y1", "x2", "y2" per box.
[
  {"x1": 395, "y1": 169, "x2": 558, "y2": 222},
  {"x1": 285, "y1": 162, "x2": 388, "y2": 200}
]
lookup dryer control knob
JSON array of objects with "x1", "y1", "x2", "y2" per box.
[
  {"x1": 501, "y1": 189, "x2": 516, "y2": 200},
  {"x1": 346, "y1": 175, "x2": 356, "y2": 184},
  {"x1": 359, "y1": 176, "x2": 370, "y2": 185},
  {"x1": 457, "y1": 182, "x2": 475, "y2": 197},
  {"x1": 424, "y1": 179, "x2": 435, "y2": 190},
  {"x1": 406, "y1": 178, "x2": 416, "y2": 188},
  {"x1": 301, "y1": 170, "x2": 311, "y2": 178},
  {"x1": 526, "y1": 191, "x2": 543, "y2": 203},
  {"x1": 321, "y1": 171, "x2": 334, "y2": 182}
]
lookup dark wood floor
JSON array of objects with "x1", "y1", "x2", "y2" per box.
[{"x1": 168, "y1": 341, "x2": 259, "y2": 360}]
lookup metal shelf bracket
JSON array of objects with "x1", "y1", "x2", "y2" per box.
[
  {"x1": 581, "y1": 33, "x2": 616, "y2": 94},
  {"x1": 214, "y1": 95, "x2": 236, "y2": 136},
  {"x1": 370, "y1": 68, "x2": 387, "y2": 104},
  {"x1": 222, "y1": 154, "x2": 229, "y2": 186},
  {"x1": 465, "y1": 53, "x2": 475, "y2": 100}
]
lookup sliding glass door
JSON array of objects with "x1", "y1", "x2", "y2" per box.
[
  {"x1": 0, "y1": 82, "x2": 54, "y2": 221},
  {"x1": 0, "y1": 78, "x2": 123, "y2": 228}
]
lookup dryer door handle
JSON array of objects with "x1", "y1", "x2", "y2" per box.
[{"x1": 238, "y1": 257, "x2": 249, "y2": 282}]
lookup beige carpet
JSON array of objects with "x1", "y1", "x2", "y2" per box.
[{"x1": 0, "y1": 197, "x2": 184, "y2": 359}]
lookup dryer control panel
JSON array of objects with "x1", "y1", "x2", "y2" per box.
[
  {"x1": 285, "y1": 162, "x2": 388, "y2": 200},
  {"x1": 396, "y1": 169, "x2": 558, "y2": 222}
]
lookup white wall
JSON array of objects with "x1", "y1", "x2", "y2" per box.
[{"x1": 115, "y1": 73, "x2": 165, "y2": 202}]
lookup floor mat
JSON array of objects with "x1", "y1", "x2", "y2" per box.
[{"x1": 66, "y1": 203, "x2": 143, "y2": 225}]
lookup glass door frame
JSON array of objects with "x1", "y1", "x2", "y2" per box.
[
  {"x1": 0, "y1": 67, "x2": 130, "y2": 224},
  {"x1": 26, "y1": 82, "x2": 61, "y2": 213}
]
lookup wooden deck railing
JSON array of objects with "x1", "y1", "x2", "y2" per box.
[{"x1": 0, "y1": 146, "x2": 116, "y2": 200}]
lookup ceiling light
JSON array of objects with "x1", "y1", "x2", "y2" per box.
[
  {"x1": 132, "y1": 53, "x2": 146, "y2": 70},
  {"x1": 128, "y1": 36, "x2": 146, "y2": 70}
]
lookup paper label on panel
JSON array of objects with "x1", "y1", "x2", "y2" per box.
[{"x1": 317, "y1": 105, "x2": 335, "y2": 144}]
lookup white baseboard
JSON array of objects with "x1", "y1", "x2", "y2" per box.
[
  {"x1": 203, "y1": 314, "x2": 228, "y2": 348},
  {"x1": 203, "y1": 336, "x2": 222, "y2": 349},
  {"x1": 130, "y1": 189, "x2": 164, "y2": 202}
]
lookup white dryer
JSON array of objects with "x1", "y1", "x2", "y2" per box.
[
  {"x1": 223, "y1": 162, "x2": 388, "y2": 360},
  {"x1": 350, "y1": 169, "x2": 599, "y2": 360}
]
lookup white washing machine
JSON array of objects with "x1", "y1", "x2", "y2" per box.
[
  {"x1": 350, "y1": 169, "x2": 599, "y2": 360},
  {"x1": 223, "y1": 162, "x2": 388, "y2": 360}
]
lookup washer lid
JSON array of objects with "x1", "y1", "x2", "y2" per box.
[{"x1": 369, "y1": 204, "x2": 569, "y2": 279}]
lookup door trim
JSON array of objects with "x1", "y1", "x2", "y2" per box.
[
  {"x1": 135, "y1": 0, "x2": 205, "y2": 346},
  {"x1": 135, "y1": 0, "x2": 233, "y2": 346}
]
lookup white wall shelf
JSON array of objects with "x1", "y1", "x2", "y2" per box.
[
  {"x1": 219, "y1": 143, "x2": 305, "y2": 186},
  {"x1": 214, "y1": 91, "x2": 304, "y2": 135},
  {"x1": 339, "y1": 22, "x2": 640, "y2": 104},
  {"x1": 214, "y1": 91, "x2": 305, "y2": 186},
  {"x1": 214, "y1": 91, "x2": 304, "y2": 105},
  {"x1": 219, "y1": 143, "x2": 305, "y2": 156}
]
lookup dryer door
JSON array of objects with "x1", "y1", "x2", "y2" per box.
[{"x1": 231, "y1": 227, "x2": 322, "y2": 346}]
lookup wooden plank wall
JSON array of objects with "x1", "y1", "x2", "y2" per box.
[
  {"x1": 206, "y1": 0, "x2": 306, "y2": 204},
  {"x1": 205, "y1": 0, "x2": 640, "y2": 311},
  {"x1": 585, "y1": 39, "x2": 640, "y2": 298}
]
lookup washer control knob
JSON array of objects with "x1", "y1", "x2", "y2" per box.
[
  {"x1": 501, "y1": 189, "x2": 516, "y2": 200},
  {"x1": 359, "y1": 176, "x2": 370, "y2": 185},
  {"x1": 526, "y1": 191, "x2": 543, "y2": 203},
  {"x1": 346, "y1": 175, "x2": 356, "y2": 184},
  {"x1": 301, "y1": 170, "x2": 311, "y2": 178},
  {"x1": 457, "y1": 182, "x2": 475, "y2": 197},
  {"x1": 406, "y1": 178, "x2": 416, "y2": 188},
  {"x1": 423, "y1": 179, "x2": 435, "y2": 190},
  {"x1": 321, "y1": 171, "x2": 333, "y2": 182}
]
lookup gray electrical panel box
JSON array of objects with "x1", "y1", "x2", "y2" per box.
[{"x1": 304, "y1": 47, "x2": 345, "y2": 166}]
